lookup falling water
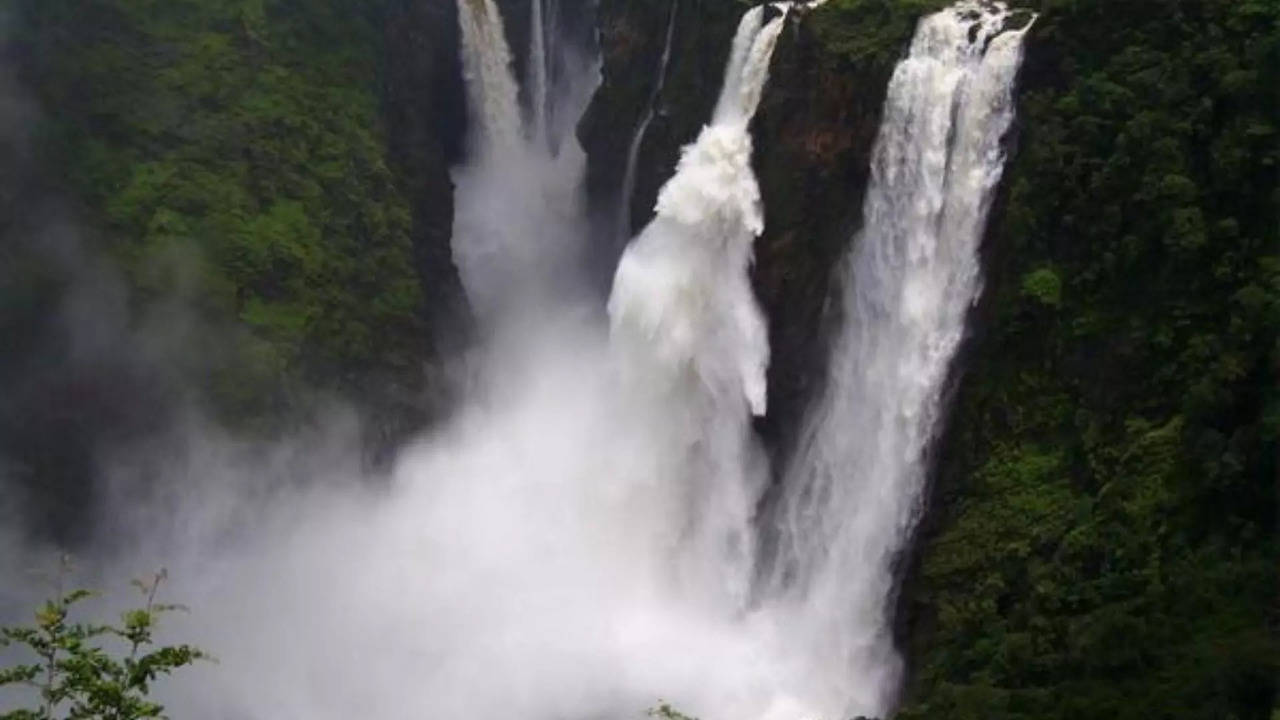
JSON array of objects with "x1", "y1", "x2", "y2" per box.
[
  {"x1": 455, "y1": 0, "x2": 522, "y2": 153},
  {"x1": 763, "y1": 2, "x2": 1033, "y2": 716},
  {"x1": 451, "y1": 0, "x2": 594, "y2": 317},
  {"x1": 615, "y1": 0, "x2": 679, "y2": 245},
  {"x1": 529, "y1": 0, "x2": 549, "y2": 142},
  {"x1": 527, "y1": 0, "x2": 563, "y2": 146},
  {"x1": 608, "y1": 3, "x2": 786, "y2": 613}
]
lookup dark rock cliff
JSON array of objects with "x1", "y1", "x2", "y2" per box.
[
  {"x1": 581, "y1": 0, "x2": 742, "y2": 262},
  {"x1": 380, "y1": 0, "x2": 471, "y2": 367},
  {"x1": 749, "y1": 5, "x2": 910, "y2": 461},
  {"x1": 371, "y1": 0, "x2": 477, "y2": 456}
]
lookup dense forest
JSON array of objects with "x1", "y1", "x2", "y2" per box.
[
  {"x1": 8, "y1": 0, "x2": 457, "y2": 419},
  {"x1": 2, "y1": 0, "x2": 468, "y2": 535},
  {"x1": 1, "y1": 0, "x2": 1275, "y2": 718}
]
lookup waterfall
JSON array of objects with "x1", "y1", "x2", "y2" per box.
[
  {"x1": 529, "y1": 0, "x2": 549, "y2": 144},
  {"x1": 528, "y1": 0, "x2": 565, "y2": 147},
  {"x1": 615, "y1": 0, "x2": 680, "y2": 245},
  {"x1": 608, "y1": 4, "x2": 787, "y2": 611},
  {"x1": 764, "y1": 2, "x2": 1033, "y2": 716},
  {"x1": 45, "y1": 3, "x2": 1040, "y2": 720},
  {"x1": 451, "y1": 0, "x2": 595, "y2": 318},
  {"x1": 455, "y1": 0, "x2": 522, "y2": 153}
]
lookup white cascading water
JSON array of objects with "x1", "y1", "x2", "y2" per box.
[
  {"x1": 455, "y1": 0, "x2": 522, "y2": 153},
  {"x1": 450, "y1": 0, "x2": 593, "y2": 317},
  {"x1": 761, "y1": 2, "x2": 1033, "y2": 716},
  {"x1": 1, "y1": 4, "x2": 1034, "y2": 720},
  {"x1": 608, "y1": 2, "x2": 785, "y2": 613},
  {"x1": 615, "y1": 0, "x2": 679, "y2": 245}
]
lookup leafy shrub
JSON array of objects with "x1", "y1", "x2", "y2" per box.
[
  {"x1": 1020, "y1": 267, "x2": 1062, "y2": 307},
  {"x1": 0, "y1": 563, "x2": 206, "y2": 720}
]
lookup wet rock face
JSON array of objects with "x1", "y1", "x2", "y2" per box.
[
  {"x1": 498, "y1": 0, "x2": 599, "y2": 145},
  {"x1": 579, "y1": 0, "x2": 742, "y2": 277},
  {"x1": 370, "y1": 0, "x2": 474, "y2": 458},
  {"x1": 749, "y1": 14, "x2": 900, "y2": 462},
  {"x1": 380, "y1": 0, "x2": 471, "y2": 361}
]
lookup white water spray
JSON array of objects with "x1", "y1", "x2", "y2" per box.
[{"x1": 762, "y1": 3, "x2": 1032, "y2": 716}]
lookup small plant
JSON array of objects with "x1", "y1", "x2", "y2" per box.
[
  {"x1": 649, "y1": 702, "x2": 699, "y2": 720},
  {"x1": 0, "y1": 558, "x2": 207, "y2": 720}
]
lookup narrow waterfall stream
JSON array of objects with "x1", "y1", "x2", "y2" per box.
[
  {"x1": 615, "y1": 0, "x2": 680, "y2": 245},
  {"x1": 528, "y1": 0, "x2": 550, "y2": 144},
  {"x1": 450, "y1": 0, "x2": 595, "y2": 317},
  {"x1": 763, "y1": 3, "x2": 1033, "y2": 716},
  {"x1": 454, "y1": 0, "x2": 522, "y2": 153},
  {"x1": 528, "y1": 0, "x2": 565, "y2": 148}
]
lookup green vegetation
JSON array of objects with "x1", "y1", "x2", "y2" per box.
[
  {"x1": 17, "y1": 0, "x2": 428, "y2": 423},
  {"x1": 809, "y1": 0, "x2": 950, "y2": 69},
  {"x1": 1, "y1": 567, "x2": 206, "y2": 720},
  {"x1": 649, "y1": 703, "x2": 699, "y2": 720},
  {"x1": 1020, "y1": 267, "x2": 1061, "y2": 307},
  {"x1": 898, "y1": 1, "x2": 1278, "y2": 718}
]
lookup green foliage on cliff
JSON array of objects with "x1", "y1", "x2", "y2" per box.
[
  {"x1": 809, "y1": 0, "x2": 949, "y2": 70},
  {"x1": 17, "y1": 0, "x2": 426, "y2": 422},
  {"x1": 899, "y1": 1, "x2": 1278, "y2": 718}
]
